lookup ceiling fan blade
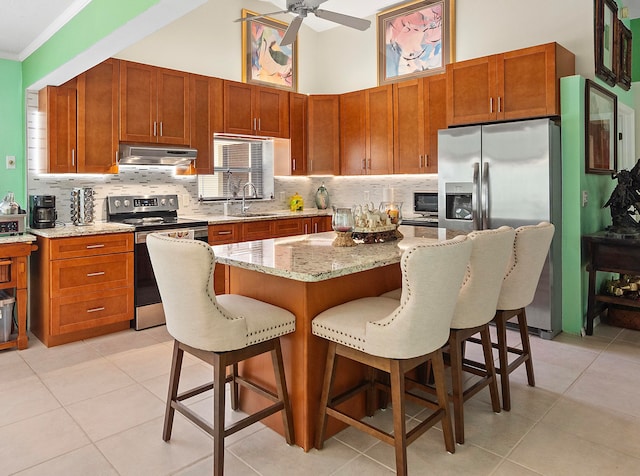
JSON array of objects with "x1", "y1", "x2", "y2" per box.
[
  {"x1": 314, "y1": 9, "x2": 371, "y2": 31},
  {"x1": 234, "y1": 10, "x2": 289, "y2": 23},
  {"x1": 280, "y1": 15, "x2": 303, "y2": 46}
]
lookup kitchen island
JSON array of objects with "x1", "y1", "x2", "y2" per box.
[{"x1": 212, "y1": 226, "x2": 456, "y2": 450}]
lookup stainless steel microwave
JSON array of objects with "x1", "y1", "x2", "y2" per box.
[{"x1": 413, "y1": 191, "x2": 438, "y2": 216}]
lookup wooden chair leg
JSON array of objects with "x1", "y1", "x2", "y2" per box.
[
  {"x1": 519, "y1": 309, "x2": 535, "y2": 387},
  {"x1": 212, "y1": 353, "x2": 226, "y2": 476},
  {"x1": 229, "y1": 363, "x2": 239, "y2": 411},
  {"x1": 431, "y1": 349, "x2": 455, "y2": 454},
  {"x1": 495, "y1": 313, "x2": 512, "y2": 411},
  {"x1": 448, "y1": 331, "x2": 466, "y2": 445},
  {"x1": 365, "y1": 366, "x2": 377, "y2": 417},
  {"x1": 480, "y1": 326, "x2": 501, "y2": 414},
  {"x1": 271, "y1": 339, "x2": 295, "y2": 445},
  {"x1": 390, "y1": 360, "x2": 408, "y2": 476},
  {"x1": 163, "y1": 340, "x2": 183, "y2": 442},
  {"x1": 316, "y1": 342, "x2": 338, "y2": 449}
]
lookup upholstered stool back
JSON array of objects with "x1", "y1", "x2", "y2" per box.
[{"x1": 497, "y1": 222, "x2": 555, "y2": 311}]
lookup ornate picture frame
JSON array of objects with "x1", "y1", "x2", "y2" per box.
[
  {"x1": 377, "y1": 0, "x2": 455, "y2": 85},
  {"x1": 594, "y1": 0, "x2": 618, "y2": 86},
  {"x1": 585, "y1": 79, "x2": 618, "y2": 174},
  {"x1": 241, "y1": 9, "x2": 297, "y2": 92},
  {"x1": 615, "y1": 19, "x2": 632, "y2": 91}
]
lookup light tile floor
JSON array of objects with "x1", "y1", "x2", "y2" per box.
[{"x1": 1, "y1": 322, "x2": 640, "y2": 475}]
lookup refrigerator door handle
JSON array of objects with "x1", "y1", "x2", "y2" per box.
[
  {"x1": 472, "y1": 162, "x2": 481, "y2": 230},
  {"x1": 482, "y1": 162, "x2": 489, "y2": 229}
]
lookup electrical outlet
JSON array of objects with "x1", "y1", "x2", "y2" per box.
[
  {"x1": 6, "y1": 155, "x2": 16, "y2": 169},
  {"x1": 582, "y1": 190, "x2": 588, "y2": 207}
]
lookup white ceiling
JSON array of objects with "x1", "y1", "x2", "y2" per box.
[{"x1": 2, "y1": 0, "x2": 640, "y2": 61}]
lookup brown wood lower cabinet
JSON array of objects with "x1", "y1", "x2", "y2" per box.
[
  {"x1": 30, "y1": 233, "x2": 134, "y2": 347},
  {"x1": 210, "y1": 216, "x2": 332, "y2": 295}
]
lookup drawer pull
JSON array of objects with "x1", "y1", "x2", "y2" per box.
[
  {"x1": 218, "y1": 231, "x2": 232, "y2": 235},
  {"x1": 87, "y1": 307, "x2": 105, "y2": 313},
  {"x1": 86, "y1": 244, "x2": 105, "y2": 249},
  {"x1": 87, "y1": 271, "x2": 106, "y2": 277}
]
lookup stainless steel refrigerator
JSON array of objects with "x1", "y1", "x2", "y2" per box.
[{"x1": 437, "y1": 118, "x2": 562, "y2": 338}]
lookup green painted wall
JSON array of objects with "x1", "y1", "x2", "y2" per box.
[
  {"x1": 0, "y1": 59, "x2": 25, "y2": 204},
  {"x1": 22, "y1": 0, "x2": 160, "y2": 89},
  {"x1": 631, "y1": 18, "x2": 640, "y2": 82}
]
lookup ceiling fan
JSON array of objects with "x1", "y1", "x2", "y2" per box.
[{"x1": 236, "y1": 0, "x2": 371, "y2": 46}]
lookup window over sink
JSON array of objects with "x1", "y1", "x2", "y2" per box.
[{"x1": 198, "y1": 136, "x2": 274, "y2": 201}]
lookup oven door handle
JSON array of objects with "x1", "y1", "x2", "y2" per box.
[{"x1": 135, "y1": 227, "x2": 209, "y2": 244}]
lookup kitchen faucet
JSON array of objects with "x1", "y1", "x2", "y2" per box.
[{"x1": 242, "y1": 182, "x2": 257, "y2": 214}]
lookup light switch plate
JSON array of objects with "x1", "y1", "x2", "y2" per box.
[{"x1": 6, "y1": 155, "x2": 16, "y2": 169}]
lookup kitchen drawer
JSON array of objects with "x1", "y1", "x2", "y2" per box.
[
  {"x1": 242, "y1": 220, "x2": 274, "y2": 241},
  {"x1": 50, "y1": 233, "x2": 134, "y2": 259},
  {"x1": 273, "y1": 218, "x2": 305, "y2": 237},
  {"x1": 51, "y1": 253, "x2": 133, "y2": 296},
  {"x1": 209, "y1": 223, "x2": 241, "y2": 245},
  {"x1": 51, "y1": 286, "x2": 133, "y2": 335}
]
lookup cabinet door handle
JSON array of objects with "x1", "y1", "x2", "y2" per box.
[
  {"x1": 258, "y1": 118, "x2": 261, "y2": 131},
  {"x1": 419, "y1": 155, "x2": 423, "y2": 168},
  {"x1": 425, "y1": 154, "x2": 429, "y2": 167},
  {"x1": 218, "y1": 231, "x2": 232, "y2": 235},
  {"x1": 87, "y1": 307, "x2": 105, "y2": 313},
  {"x1": 292, "y1": 158, "x2": 296, "y2": 171},
  {"x1": 314, "y1": 223, "x2": 318, "y2": 233},
  {"x1": 498, "y1": 96, "x2": 502, "y2": 112},
  {"x1": 153, "y1": 122, "x2": 157, "y2": 137},
  {"x1": 304, "y1": 223, "x2": 308, "y2": 234},
  {"x1": 253, "y1": 118, "x2": 257, "y2": 131},
  {"x1": 160, "y1": 122, "x2": 163, "y2": 137},
  {"x1": 87, "y1": 271, "x2": 106, "y2": 277},
  {"x1": 490, "y1": 97, "x2": 494, "y2": 113},
  {"x1": 86, "y1": 244, "x2": 105, "y2": 249},
  {"x1": 71, "y1": 149, "x2": 75, "y2": 166},
  {"x1": 115, "y1": 151, "x2": 119, "y2": 164}
]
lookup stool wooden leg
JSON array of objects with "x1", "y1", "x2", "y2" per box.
[
  {"x1": 163, "y1": 340, "x2": 183, "y2": 441},
  {"x1": 390, "y1": 360, "x2": 408, "y2": 476},
  {"x1": 213, "y1": 353, "x2": 226, "y2": 476},
  {"x1": 316, "y1": 342, "x2": 337, "y2": 449},
  {"x1": 448, "y1": 331, "x2": 465, "y2": 445},
  {"x1": 271, "y1": 339, "x2": 295, "y2": 445},
  {"x1": 230, "y1": 363, "x2": 239, "y2": 411},
  {"x1": 495, "y1": 312, "x2": 511, "y2": 411},
  {"x1": 518, "y1": 309, "x2": 535, "y2": 387},
  {"x1": 480, "y1": 326, "x2": 501, "y2": 414},
  {"x1": 431, "y1": 349, "x2": 455, "y2": 454}
]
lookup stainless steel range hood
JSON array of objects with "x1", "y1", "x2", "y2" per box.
[{"x1": 118, "y1": 144, "x2": 197, "y2": 166}]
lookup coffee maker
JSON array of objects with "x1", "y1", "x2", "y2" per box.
[{"x1": 29, "y1": 195, "x2": 57, "y2": 229}]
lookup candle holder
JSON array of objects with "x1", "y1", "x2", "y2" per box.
[
  {"x1": 380, "y1": 201, "x2": 404, "y2": 239},
  {"x1": 331, "y1": 207, "x2": 356, "y2": 247}
]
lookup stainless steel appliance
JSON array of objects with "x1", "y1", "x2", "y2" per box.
[
  {"x1": 402, "y1": 191, "x2": 439, "y2": 227},
  {"x1": 438, "y1": 118, "x2": 562, "y2": 338},
  {"x1": 107, "y1": 194, "x2": 208, "y2": 330},
  {"x1": 0, "y1": 214, "x2": 26, "y2": 235},
  {"x1": 29, "y1": 195, "x2": 57, "y2": 229}
]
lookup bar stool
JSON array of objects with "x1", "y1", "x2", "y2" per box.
[
  {"x1": 446, "y1": 226, "x2": 515, "y2": 444},
  {"x1": 147, "y1": 233, "x2": 295, "y2": 476},
  {"x1": 486, "y1": 221, "x2": 555, "y2": 411},
  {"x1": 312, "y1": 236, "x2": 472, "y2": 476}
]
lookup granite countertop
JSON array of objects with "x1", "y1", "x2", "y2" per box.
[
  {"x1": 27, "y1": 222, "x2": 134, "y2": 238},
  {"x1": 0, "y1": 233, "x2": 38, "y2": 245},
  {"x1": 211, "y1": 225, "x2": 453, "y2": 282}
]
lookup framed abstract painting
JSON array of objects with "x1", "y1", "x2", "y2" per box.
[
  {"x1": 241, "y1": 9, "x2": 297, "y2": 91},
  {"x1": 377, "y1": 0, "x2": 455, "y2": 85}
]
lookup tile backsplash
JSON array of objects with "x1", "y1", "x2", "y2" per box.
[{"x1": 26, "y1": 91, "x2": 437, "y2": 223}]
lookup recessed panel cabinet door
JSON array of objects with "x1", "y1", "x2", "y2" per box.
[
  {"x1": 393, "y1": 79, "x2": 425, "y2": 174},
  {"x1": 224, "y1": 80, "x2": 254, "y2": 135},
  {"x1": 190, "y1": 74, "x2": 223, "y2": 174},
  {"x1": 156, "y1": 68, "x2": 190, "y2": 145},
  {"x1": 77, "y1": 58, "x2": 119, "y2": 174},
  {"x1": 39, "y1": 86, "x2": 77, "y2": 174},
  {"x1": 255, "y1": 87, "x2": 289, "y2": 138},
  {"x1": 120, "y1": 62, "x2": 156, "y2": 143},
  {"x1": 289, "y1": 92, "x2": 307, "y2": 175},
  {"x1": 308, "y1": 95, "x2": 340, "y2": 175},
  {"x1": 366, "y1": 85, "x2": 394, "y2": 175},
  {"x1": 446, "y1": 56, "x2": 497, "y2": 126},
  {"x1": 340, "y1": 90, "x2": 366, "y2": 175}
]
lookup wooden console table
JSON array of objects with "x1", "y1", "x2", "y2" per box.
[
  {"x1": 583, "y1": 232, "x2": 640, "y2": 335},
  {"x1": 0, "y1": 239, "x2": 37, "y2": 350}
]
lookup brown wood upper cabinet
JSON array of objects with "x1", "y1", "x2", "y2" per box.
[
  {"x1": 393, "y1": 74, "x2": 445, "y2": 174},
  {"x1": 188, "y1": 74, "x2": 223, "y2": 175},
  {"x1": 120, "y1": 61, "x2": 190, "y2": 145},
  {"x1": 223, "y1": 80, "x2": 289, "y2": 138},
  {"x1": 340, "y1": 85, "x2": 393, "y2": 175},
  {"x1": 38, "y1": 59, "x2": 120, "y2": 174},
  {"x1": 289, "y1": 92, "x2": 307, "y2": 175},
  {"x1": 446, "y1": 42, "x2": 575, "y2": 126},
  {"x1": 307, "y1": 95, "x2": 340, "y2": 175}
]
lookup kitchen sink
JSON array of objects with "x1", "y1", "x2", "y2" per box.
[{"x1": 228, "y1": 213, "x2": 279, "y2": 218}]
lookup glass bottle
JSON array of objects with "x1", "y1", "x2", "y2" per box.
[{"x1": 315, "y1": 182, "x2": 329, "y2": 209}]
